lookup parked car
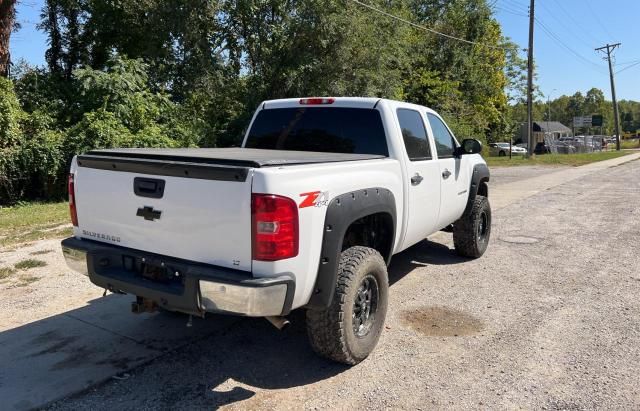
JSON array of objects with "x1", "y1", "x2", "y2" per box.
[
  {"x1": 534, "y1": 142, "x2": 551, "y2": 154},
  {"x1": 60, "y1": 97, "x2": 491, "y2": 365},
  {"x1": 555, "y1": 141, "x2": 576, "y2": 154},
  {"x1": 489, "y1": 142, "x2": 527, "y2": 156}
]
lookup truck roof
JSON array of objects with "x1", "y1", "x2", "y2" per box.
[
  {"x1": 85, "y1": 147, "x2": 386, "y2": 168},
  {"x1": 260, "y1": 97, "x2": 437, "y2": 115},
  {"x1": 262, "y1": 97, "x2": 382, "y2": 109}
]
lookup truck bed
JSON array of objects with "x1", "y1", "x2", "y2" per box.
[{"x1": 84, "y1": 147, "x2": 386, "y2": 168}]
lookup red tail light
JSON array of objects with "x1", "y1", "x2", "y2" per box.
[
  {"x1": 252, "y1": 194, "x2": 298, "y2": 261},
  {"x1": 68, "y1": 173, "x2": 78, "y2": 227},
  {"x1": 299, "y1": 97, "x2": 335, "y2": 105}
]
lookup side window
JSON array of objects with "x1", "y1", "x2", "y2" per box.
[
  {"x1": 397, "y1": 109, "x2": 432, "y2": 161},
  {"x1": 427, "y1": 113, "x2": 456, "y2": 158}
]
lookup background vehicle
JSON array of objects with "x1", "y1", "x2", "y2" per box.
[
  {"x1": 534, "y1": 142, "x2": 551, "y2": 154},
  {"x1": 61, "y1": 97, "x2": 491, "y2": 365},
  {"x1": 489, "y1": 142, "x2": 526, "y2": 156}
]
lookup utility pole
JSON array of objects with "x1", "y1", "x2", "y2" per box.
[
  {"x1": 596, "y1": 43, "x2": 622, "y2": 151},
  {"x1": 546, "y1": 89, "x2": 556, "y2": 142},
  {"x1": 527, "y1": 0, "x2": 535, "y2": 156}
]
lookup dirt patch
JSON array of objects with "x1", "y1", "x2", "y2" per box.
[
  {"x1": 500, "y1": 235, "x2": 541, "y2": 244},
  {"x1": 30, "y1": 249, "x2": 54, "y2": 256},
  {"x1": 401, "y1": 306, "x2": 484, "y2": 337},
  {"x1": 28, "y1": 335, "x2": 80, "y2": 357},
  {"x1": 95, "y1": 356, "x2": 132, "y2": 370}
]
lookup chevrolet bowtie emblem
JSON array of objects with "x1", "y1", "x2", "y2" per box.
[{"x1": 136, "y1": 206, "x2": 162, "y2": 221}]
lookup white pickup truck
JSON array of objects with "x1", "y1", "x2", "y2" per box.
[{"x1": 61, "y1": 97, "x2": 490, "y2": 364}]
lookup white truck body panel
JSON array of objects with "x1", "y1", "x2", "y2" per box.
[
  {"x1": 72, "y1": 160, "x2": 253, "y2": 271},
  {"x1": 67, "y1": 97, "x2": 488, "y2": 312},
  {"x1": 250, "y1": 158, "x2": 403, "y2": 308}
]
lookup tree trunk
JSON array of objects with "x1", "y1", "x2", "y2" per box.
[{"x1": 0, "y1": 0, "x2": 17, "y2": 77}]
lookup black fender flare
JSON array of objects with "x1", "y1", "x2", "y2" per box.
[
  {"x1": 464, "y1": 163, "x2": 490, "y2": 215},
  {"x1": 305, "y1": 187, "x2": 396, "y2": 310}
]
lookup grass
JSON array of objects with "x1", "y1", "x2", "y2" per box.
[
  {"x1": 0, "y1": 267, "x2": 16, "y2": 279},
  {"x1": 17, "y1": 274, "x2": 41, "y2": 286},
  {"x1": 0, "y1": 201, "x2": 72, "y2": 247},
  {"x1": 619, "y1": 139, "x2": 640, "y2": 150},
  {"x1": 485, "y1": 151, "x2": 632, "y2": 167},
  {"x1": 15, "y1": 258, "x2": 47, "y2": 270}
]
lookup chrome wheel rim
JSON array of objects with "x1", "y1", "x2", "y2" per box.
[
  {"x1": 477, "y1": 211, "x2": 488, "y2": 242},
  {"x1": 352, "y1": 274, "x2": 379, "y2": 338}
]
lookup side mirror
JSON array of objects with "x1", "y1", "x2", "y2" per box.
[{"x1": 457, "y1": 138, "x2": 482, "y2": 155}]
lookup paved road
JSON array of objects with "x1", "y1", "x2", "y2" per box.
[{"x1": 2, "y1": 154, "x2": 639, "y2": 410}]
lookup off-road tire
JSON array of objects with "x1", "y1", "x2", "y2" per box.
[
  {"x1": 306, "y1": 246, "x2": 389, "y2": 365},
  {"x1": 453, "y1": 195, "x2": 491, "y2": 258}
]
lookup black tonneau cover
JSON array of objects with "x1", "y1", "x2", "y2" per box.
[{"x1": 85, "y1": 147, "x2": 386, "y2": 168}]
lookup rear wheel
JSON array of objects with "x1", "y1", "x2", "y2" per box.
[
  {"x1": 498, "y1": 151, "x2": 506, "y2": 157},
  {"x1": 306, "y1": 246, "x2": 388, "y2": 365},
  {"x1": 453, "y1": 195, "x2": 491, "y2": 258}
]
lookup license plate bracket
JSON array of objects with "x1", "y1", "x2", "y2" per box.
[{"x1": 140, "y1": 259, "x2": 177, "y2": 284}]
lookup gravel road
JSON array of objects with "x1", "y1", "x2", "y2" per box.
[
  {"x1": 3, "y1": 161, "x2": 639, "y2": 410},
  {"x1": 488, "y1": 164, "x2": 569, "y2": 185}
]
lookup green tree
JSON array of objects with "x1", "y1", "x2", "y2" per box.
[{"x1": 0, "y1": 78, "x2": 66, "y2": 203}]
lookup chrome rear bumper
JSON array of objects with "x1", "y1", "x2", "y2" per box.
[{"x1": 61, "y1": 237, "x2": 294, "y2": 317}]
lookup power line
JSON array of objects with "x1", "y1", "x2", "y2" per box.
[
  {"x1": 535, "y1": 18, "x2": 607, "y2": 74},
  {"x1": 548, "y1": 0, "x2": 601, "y2": 45},
  {"x1": 491, "y1": 0, "x2": 529, "y2": 17},
  {"x1": 584, "y1": 0, "x2": 615, "y2": 41},
  {"x1": 494, "y1": 6, "x2": 528, "y2": 17},
  {"x1": 502, "y1": 0, "x2": 528, "y2": 6},
  {"x1": 616, "y1": 61, "x2": 640, "y2": 75},
  {"x1": 349, "y1": 0, "x2": 509, "y2": 50},
  {"x1": 497, "y1": 0, "x2": 529, "y2": 10},
  {"x1": 616, "y1": 59, "x2": 640, "y2": 67},
  {"x1": 536, "y1": 1, "x2": 597, "y2": 49},
  {"x1": 494, "y1": 1, "x2": 528, "y2": 15}
]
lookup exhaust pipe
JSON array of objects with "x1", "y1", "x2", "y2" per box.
[{"x1": 265, "y1": 316, "x2": 290, "y2": 330}]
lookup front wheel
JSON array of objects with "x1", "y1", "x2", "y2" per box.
[
  {"x1": 453, "y1": 195, "x2": 491, "y2": 258},
  {"x1": 498, "y1": 151, "x2": 506, "y2": 157},
  {"x1": 306, "y1": 246, "x2": 389, "y2": 365}
]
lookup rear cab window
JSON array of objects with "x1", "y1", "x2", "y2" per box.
[{"x1": 245, "y1": 107, "x2": 389, "y2": 156}]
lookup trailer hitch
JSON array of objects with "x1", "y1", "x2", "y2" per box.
[{"x1": 131, "y1": 296, "x2": 158, "y2": 314}]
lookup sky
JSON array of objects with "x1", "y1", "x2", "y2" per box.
[
  {"x1": 9, "y1": 0, "x2": 640, "y2": 101},
  {"x1": 494, "y1": 0, "x2": 640, "y2": 101}
]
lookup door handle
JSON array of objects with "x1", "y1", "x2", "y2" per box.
[
  {"x1": 411, "y1": 173, "x2": 424, "y2": 185},
  {"x1": 442, "y1": 169, "x2": 451, "y2": 179}
]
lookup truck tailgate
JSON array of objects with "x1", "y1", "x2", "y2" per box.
[{"x1": 73, "y1": 154, "x2": 253, "y2": 271}]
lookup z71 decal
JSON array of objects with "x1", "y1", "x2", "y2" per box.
[{"x1": 299, "y1": 191, "x2": 330, "y2": 208}]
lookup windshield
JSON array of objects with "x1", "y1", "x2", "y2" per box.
[{"x1": 245, "y1": 107, "x2": 389, "y2": 156}]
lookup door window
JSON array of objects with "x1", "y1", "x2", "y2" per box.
[
  {"x1": 397, "y1": 109, "x2": 432, "y2": 161},
  {"x1": 427, "y1": 113, "x2": 457, "y2": 158}
]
